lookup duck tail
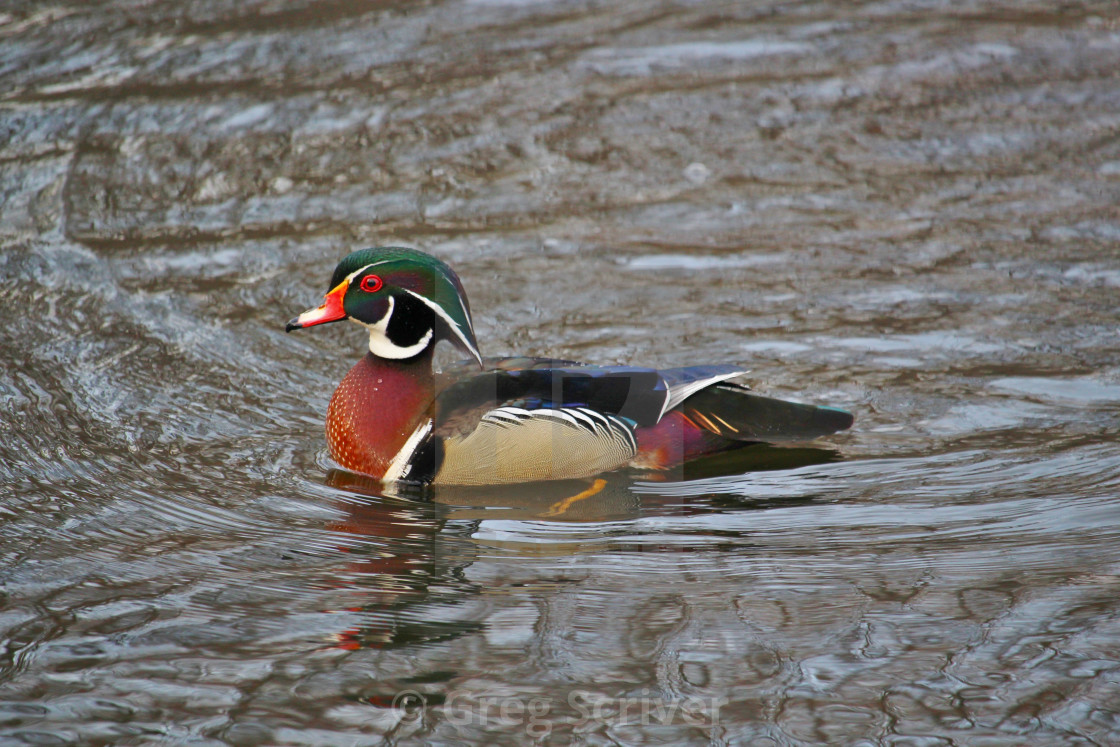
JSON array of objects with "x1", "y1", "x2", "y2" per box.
[
  {"x1": 679, "y1": 382, "x2": 854, "y2": 442},
  {"x1": 632, "y1": 383, "x2": 853, "y2": 469}
]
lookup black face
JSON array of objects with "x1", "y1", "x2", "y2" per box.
[
  {"x1": 342, "y1": 268, "x2": 391, "y2": 325},
  {"x1": 383, "y1": 293, "x2": 436, "y2": 350},
  {"x1": 341, "y1": 267, "x2": 438, "y2": 357}
]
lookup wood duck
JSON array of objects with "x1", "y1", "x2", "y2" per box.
[{"x1": 286, "y1": 247, "x2": 853, "y2": 485}]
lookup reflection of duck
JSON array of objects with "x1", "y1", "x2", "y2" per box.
[
  {"x1": 321, "y1": 445, "x2": 840, "y2": 651},
  {"x1": 287, "y1": 247, "x2": 853, "y2": 485},
  {"x1": 325, "y1": 471, "x2": 482, "y2": 650}
]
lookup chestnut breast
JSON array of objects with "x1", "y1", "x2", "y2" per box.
[{"x1": 326, "y1": 352, "x2": 434, "y2": 478}]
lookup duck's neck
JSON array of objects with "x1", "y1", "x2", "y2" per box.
[{"x1": 326, "y1": 350, "x2": 435, "y2": 479}]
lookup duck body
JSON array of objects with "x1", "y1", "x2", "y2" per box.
[{"x1": 288, "y1": 247, "x2": 854, "y2": 485}]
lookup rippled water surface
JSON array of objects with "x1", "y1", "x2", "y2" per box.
[{"x1": 3, "y1": 1, "x2": 1120, "y2": 744}]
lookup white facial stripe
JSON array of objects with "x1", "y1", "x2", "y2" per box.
[
  {"x1": 370, "y1": 327, "x2": 433, "y2": 359},
  {"x1": 401, "y1": 288, "x2": 482, "y2": 365},
  {"x1": 338, "y1": 261, "x2": 388, "y2": 289},
  {"x1": 354, "y1": 295, "x2": 435, "y2": 359}
]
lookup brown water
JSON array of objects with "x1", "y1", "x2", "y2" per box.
[{"x1": 3, "y1": 1, "x2": 1120, "y2": 744}]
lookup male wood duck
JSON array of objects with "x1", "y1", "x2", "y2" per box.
[{"x1": 287, "y1": 247, "x2": 853, "y2": 485}]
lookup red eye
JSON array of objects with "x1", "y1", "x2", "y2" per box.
[{"x1": 359, "y1": 275, "x2": 383, "y2": 293}]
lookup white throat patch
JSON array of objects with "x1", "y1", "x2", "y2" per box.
[{"x1": 356, "y1": 296, "x2": 434, "y2": 359}]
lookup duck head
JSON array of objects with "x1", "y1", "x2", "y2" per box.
[{"x1": 286, "y1": 247, "x2": 482, "y2": 365}]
